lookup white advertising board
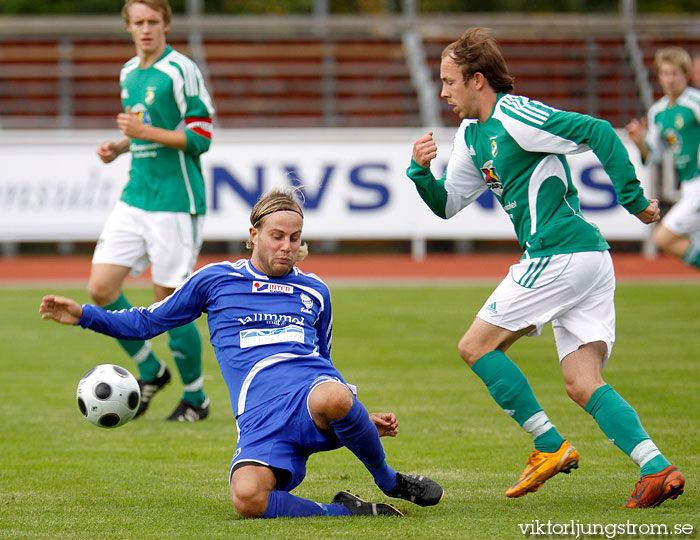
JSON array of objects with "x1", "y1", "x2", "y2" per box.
[{"x1": 0, "y1": 128, "x2": 650, "y2": 243}]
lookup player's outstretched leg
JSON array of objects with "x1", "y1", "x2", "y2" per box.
[
  {"x1": 254, "y1": 490, "x2": 402, "y2": 518},
  {"x1": 232, "y1": 469, "x2": 400, "y2": 518}
]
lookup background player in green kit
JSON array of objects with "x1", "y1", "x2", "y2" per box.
[
  {"x1": 90, "y1": 0, "x2": 215, "y2": 421},
  {"x1": 407, "y1": 27, "x2": 685, "y2": 508},
  {"x1": 626, "y1": 47, "x2": 700, "y2": 271}
]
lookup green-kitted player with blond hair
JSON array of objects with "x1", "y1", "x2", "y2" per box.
[
  {"x1": 90, "y1": 0, "x2": 215, "y2": 421},
  {"x1": 627, "y1": 46, "x2": 700, "y2": 271},
  {"x1": 407, "y1": 27, "x2": 684, "y2": 508}
]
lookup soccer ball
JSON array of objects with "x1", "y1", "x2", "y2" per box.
[{"x1": 77, "y1": 364, "x2": 141, "y2": 428}]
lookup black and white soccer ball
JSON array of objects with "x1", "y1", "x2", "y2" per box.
[{"x1": 77, "y1": 364, "x2": 140, "y2": 428}]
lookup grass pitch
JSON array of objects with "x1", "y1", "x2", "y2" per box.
[{"x1": 0, "y1": 283, "x2": 698, "y2": 539}]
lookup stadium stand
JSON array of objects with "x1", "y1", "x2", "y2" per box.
[
  {"x1": 0, "y1": 39, "x2": 63, "y2": 128},
  {"x1": 204, "y1": 36, "x2": 419, "y2": 128},
  {"x1": 1, "y1": 14, "x2": 699, "y2": 130}
]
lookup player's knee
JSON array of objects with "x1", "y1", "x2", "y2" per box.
[
  {"x1": 86, "y1": 280, "x2": 119, "y2": 307},
  {"x1": 321, "y1": 384, "x2": 354, "y2": 420},
  {"x1": 458, "y1": 335, "x2": 482, "y2": 366},
  {"x1": 308, "y1": 382, "x2": 354, "y2": 425},
  {"x1": 564, "y1": 380, "x2": 593, "y2": 408},
  {"x1": 230, "y1": 485, "x2": 267, "y2": 519},
  {"x1": 652, "y1": 224, "x2": 683, "y2": 254},
  {"x1": 652, "y1": 226, "x2": 669, "y2": 250}
]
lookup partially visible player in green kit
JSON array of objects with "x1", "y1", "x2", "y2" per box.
[
  {"x1": 90, "y1": 0, "x2": 215, "y2": 421},
  {"x1": 407, "y1": 27, "x2": 684, "y2": 508},
  {"x1": 626, "y1": 46, "x2": 700, "y2": 271}
]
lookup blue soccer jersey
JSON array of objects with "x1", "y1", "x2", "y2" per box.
[{"x1": 77, "y1": 259, "x2": 345, "y2": 418}]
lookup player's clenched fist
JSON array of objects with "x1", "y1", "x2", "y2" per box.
[{"x1": 412, "y1": 131, "x2": 438, "y2": 168}]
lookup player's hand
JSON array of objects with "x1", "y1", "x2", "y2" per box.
[
  {"x1": 370, "y1": 412, "x2": 398, "y2": 438},
  {"x1": 39, "y1": 295, "x2": 83, "y2": 325},
  {"x1": 117, "y1": 106, "x2": 147, "y2": 139},
  {"x1": 625, "y1": 117, "x2": 647, "y2": 146},
  {"x1": 97, "y1": 141, "x2": 121, "y2": 163},
  {"x1": 636, "y1": 199, "x2": 660, "y2": 224},
  {"x1": 412, "y1": 131, "x2": 438, "y2": 168}
]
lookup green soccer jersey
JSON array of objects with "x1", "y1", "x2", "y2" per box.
[
  {"x1": 407, "y1": 93, "x2": 649, "y2": 258},
  {"x1": 644, "y1": 86, "x2": 700, "y2": 182},
  {"x1": 120, "y1": 45, "x2": 215, "y2": 214}
]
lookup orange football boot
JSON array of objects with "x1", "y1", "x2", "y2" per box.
[
  {"x1": 624, "y1": 465, "x2": 685, "y2": 508},
  {"x1": 506, "y1": 440, "x2": 579, "y2": 498}
]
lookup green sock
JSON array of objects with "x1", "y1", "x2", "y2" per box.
[
  {"x1": 682, "y1": 242, "x2": 700, "y2": 270},
  {"x1": 103, "y1": 294, "x2": 161, "y2": 380},
  {"x1": 472, "y1": 350, "x2": 565, "y2": 452},
  {"x1": 585, "y1": 385, "x2": 671, "y2": 476},
  {"x1": 168, "y1": 322, "x2": 205, "y2": 407}
]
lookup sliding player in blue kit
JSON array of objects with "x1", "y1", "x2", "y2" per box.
[{"x1": 40, "y1": 189, "x2": 443, "y2": 519}]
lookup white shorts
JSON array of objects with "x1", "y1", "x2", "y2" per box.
[
  {"x1": 476, "y1": 250, "x2": 616, "y2": 364},
  {"x1": 92, "y1": 201, "x2": 204, "y2": 288},
  {"x1": 663, "y1": 176, "x2": 700, "y2": 238}
]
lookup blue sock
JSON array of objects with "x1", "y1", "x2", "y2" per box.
[
  {"x1": 260, "y1": 490, "x2": 351, "y2": 518},
  {"x1": 330, "y1": 399, "x2": 397, "y2": 493}
]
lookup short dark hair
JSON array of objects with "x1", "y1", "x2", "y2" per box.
[{"x1": 443, "y1": 27, "x2": 514, "y2": 94}]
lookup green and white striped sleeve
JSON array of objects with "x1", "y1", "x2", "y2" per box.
[{"x1": 495, "y1": 95, "x2": 649, "y2": 215}]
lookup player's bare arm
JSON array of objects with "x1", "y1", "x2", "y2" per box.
[
  {"x1": 370, "y1": 412, "x2": 399, "y2": 438},
  {"x1": 39, "y1": 295, "x2": 83, "y2": 325},
  {"x1": 635, "y1": 199, "x2": 661, "y2": 224},
  {"x1": 117, "y1": 107, "x2": 188, "y2": 151},
  {"x1": 412, "y1": 131, "x2": 438, "y2": 168}
]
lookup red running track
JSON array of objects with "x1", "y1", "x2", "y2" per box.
[{"x1": 1, "y1": 253, "x2": 698, "y2": 285}]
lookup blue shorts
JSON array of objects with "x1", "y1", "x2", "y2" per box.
[{"x1": 229, "y1": 376, "x2": 346, "y2": 492}]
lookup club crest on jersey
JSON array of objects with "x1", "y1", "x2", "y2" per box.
[
  {"x1": 674, "y1": 114, "x2": 684, "y2": 130},
  {"x1": 145, "y1": 88, "x2": 156, "y2": 106},
  {"x1": 130, "y1": 103, "x2": 151, "y2": 126},
  {"x1": 480, "y1": 160, "x2": 503, "y2": 197},
  {"x1": 252, "y1": 281, "x2": 294, "y2": 294},
  {"x1": 663, "y1": 128, "x2": 681, "y2": 153},
  {"x1": 300, "y1": 293, "x2": 314, "y2": 314},
  {"x1": 490, "y1": 138, "x2": 498, "y2": 157}
]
